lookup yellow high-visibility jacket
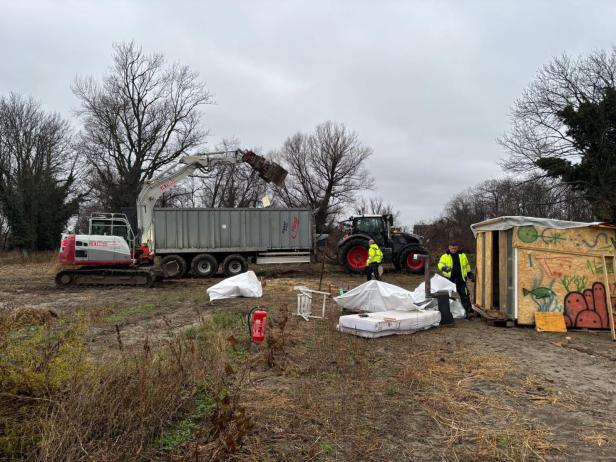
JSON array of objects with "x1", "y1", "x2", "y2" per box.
[
  {"x1": 438, "y1": 252, "x2": 471, "y2": 279},
  {"x1": 367, "y1": 243, "x2": 383, "y2": 265}
]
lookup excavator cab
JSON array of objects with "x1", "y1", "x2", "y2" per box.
[{"x1": 89, "y1": 213, "x2": 136, "y2": 251}]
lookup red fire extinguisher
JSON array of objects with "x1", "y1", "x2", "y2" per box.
[{"x1": 250, "y1": 308, "x2": 267, "y2": 343}]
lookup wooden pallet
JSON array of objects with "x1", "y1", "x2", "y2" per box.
[{"x1": 472, "y1": 305, "x2": 515, "y2": 328}]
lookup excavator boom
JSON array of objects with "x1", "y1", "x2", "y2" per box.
[{"x1": 137, "y1": 149, "x2": 286, "y2": 247}]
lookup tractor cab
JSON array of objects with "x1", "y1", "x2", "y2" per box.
[{"x1": 350, "y1": 214, "x2": 393, "y2": 247}]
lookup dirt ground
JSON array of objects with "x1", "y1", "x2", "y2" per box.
[{"x1": 1, "y1": 258, "x2": 615, "y2": 461}]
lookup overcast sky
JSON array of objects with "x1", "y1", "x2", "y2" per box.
[{"x1": 1, "y1": 0, "x2": 615, "y2": 227}]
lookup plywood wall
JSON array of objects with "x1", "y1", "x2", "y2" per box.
[
  {"x1": 474, "y1": 231, "x2": 495, "y2": 309},
  {"x1": 498, "y1": 231, "x2": 509, "y2": 313},
  {"x1": 484, "y1": 231, "x2": 493, "y2": 309},
  {"x1": 475, "y1": 232, "x2": 484, "y2": 308},
  {"x1": 513, "y1": 225, "x2": 616, "y2": 328},
  {"x1": 512, "y1": 225, "x2": 616, "y2": 255}
]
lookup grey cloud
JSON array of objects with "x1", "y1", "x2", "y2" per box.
[{"x1": 1, "y1": 0, "x2": 615, "y2": 227}]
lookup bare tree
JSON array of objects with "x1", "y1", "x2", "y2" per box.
[
  {"x1": 198, "y1": 139, "x2": 268, "y2": 208},
  {"x1": 0, "y1": 93, "x2": 83, "y2": 250},
  {"x1": 274, "y1": 121, "x2": 374, "y2": 233},
  {"x1": 414, "y1": 176, "x2": 593, "y2": 255},
  {"x1": 500, "y1": 48, "x2": 616, "y2": 175},
  {"x1": 472, "y1": 177, "x2": 592, "y2": 221},
  {"x1": 354, "y1": 196, "x2": 400, "y2": 221},
  {"x1": 163, "y1": 175, "x2": 203, "y2": 208},
  {"x1": 0, "y1": 212, "x2": 9, "y2": 250},
  {"x1": 73, "y1": 41, "x2": 212, "y2": 211}
]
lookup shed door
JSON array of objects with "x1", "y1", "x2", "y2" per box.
[{"x1": 503, "y1": 230, "x2": 515, "y2": 317}]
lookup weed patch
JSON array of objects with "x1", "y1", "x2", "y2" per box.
[
  {"x1": 0, "y1": 306, "x2": 252, "y2": 461},
  {"x1": 156, "y1": 386, "x2": 217, "y2": 451},
  {"x1": 211, "y1": 309, "x2": 245, "y2": 330},
  {"x1": 100, "y1": 303, "x2": 157, "y2": 324}
]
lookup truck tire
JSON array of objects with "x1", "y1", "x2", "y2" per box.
[
  {"x1": 160, "y1": 254, "x2": 187, "y2": 279},
  {"x1": 191, "y1": 253, "x2": 218, "y2": 278},
  {"x1": 399, "y1": 245, "x2": 428, "y2": 274},
  {"x1": 340, "y1": 237, "x2": 369, "y2": 274},
  {"x1": 222, "y1": 254, "x2": 248, "y2": 277}
]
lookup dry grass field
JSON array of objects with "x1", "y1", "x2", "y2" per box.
[{"x1": 1, "y1": 253, "x2": 615, "y2": 461}]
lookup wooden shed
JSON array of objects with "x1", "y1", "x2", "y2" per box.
[{"x1": 471, "y1": 217, "x2": 616, "y2": 335}]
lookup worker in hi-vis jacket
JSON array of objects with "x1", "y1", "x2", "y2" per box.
[
  {"x1": 366, "y1": 239, "x2": 383, "y2": 281},
  {"x1": 438, "y1": 240, "x2": 474, "y2": 316}
]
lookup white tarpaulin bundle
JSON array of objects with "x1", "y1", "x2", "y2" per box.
[
  {"x1": 411, "y1": 274, "x2": 457, "y2": 302},
  {"x1": 411, "y1": 274, "x2": 465, "y2": 319},
  {"x1": 207, "y1": 271, "x2": 263, "y2": 301},
  {"x1": 333, "y1": 280, "x2": 422, "y2": 312}
]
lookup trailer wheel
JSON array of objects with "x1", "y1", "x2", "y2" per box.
[
  {"x1": 160, "y1": 255, "x2": 187, "y2": 279},
  {"x1": 222, "y1": 254, "x2": 248, "y2": 277},
  {"x1": 399, "y1": 245, "x2": 428, "y2": 274},
  {"x1": 191, "y1": 253, "x2": 218, "y2": 278}
]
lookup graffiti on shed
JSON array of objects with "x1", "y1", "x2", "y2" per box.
[
  {"x1": 513, "y1": 225, "x2": 616, "y2": 327},
  {"x1": 563, "y1": 282, "x2": 616, "y2": 329}
]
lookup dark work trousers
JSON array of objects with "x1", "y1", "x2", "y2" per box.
[
  {"x1": 451, "y1": 278, "x2": 472, "y2": 314},
  {"x1": 366, "y1": 262, "x2": 381, "y2": 281}
]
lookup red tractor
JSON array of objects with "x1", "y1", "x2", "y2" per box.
[{"x1": 337, "y1": 214, "x2": 428, "y2": 274}]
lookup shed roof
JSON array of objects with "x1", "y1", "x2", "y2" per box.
[{"x1": 470, "y1": 216, "x2": 614, "y2": 237}]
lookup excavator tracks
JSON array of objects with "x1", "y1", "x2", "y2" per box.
[{"x1": 55, "y1": 267, "x2": 163, "y2": 288}]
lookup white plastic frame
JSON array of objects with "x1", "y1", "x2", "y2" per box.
[{"x1": 293, "y1": 286, "x2": 330, "y2": 321}]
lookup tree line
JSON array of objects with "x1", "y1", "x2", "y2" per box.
[
  {"x1": 1, "y1": 42, "x2": 616, "y2": 251},
  {"x1": 416, "y1": 48, "x2": 616, "y2": 254},
  {"x1": 414, "y1": 177, "x2": 592, "y2": 253},
  {"x1": 0, "y1": 42, "x2": 383, "y2": 250}
]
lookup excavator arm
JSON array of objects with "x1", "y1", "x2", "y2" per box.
[{"x1": 136, "y1": 149, "x2": 287, "y2": 247}]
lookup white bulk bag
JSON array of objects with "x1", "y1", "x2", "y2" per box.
[
  {"x1": 411, "y1": 274, "x2": 465, "y2": 319},
  {"x1": 333, "y1": 280, "x2": 422, "y2": 312},
  {"x1": 207, "y1": 270, "x2": 263, "y2": 301},
  {"x1": 410, "y1": 274, "x2": 457, "y2": 302}
]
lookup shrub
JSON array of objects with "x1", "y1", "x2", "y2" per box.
[{"x1": 0, "y1": 309, "x2": 250, "y2": 461}]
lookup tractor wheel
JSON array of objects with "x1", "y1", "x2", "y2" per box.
[
  {"x1": 222, "y1": 254, "x2": 248, "y2": 277},
  {"x1": 160, "y1": 255, "x2": 187, "y2": 279},
  {"x1": 191, "y1": 253, "x2": 218, "y2": 278},
  {"x1": 399, "y1": 245, "x2": 428, "y2": 274},
  {"x1": 340, "y1": 238, "x2": 369, "y2": 274}
]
